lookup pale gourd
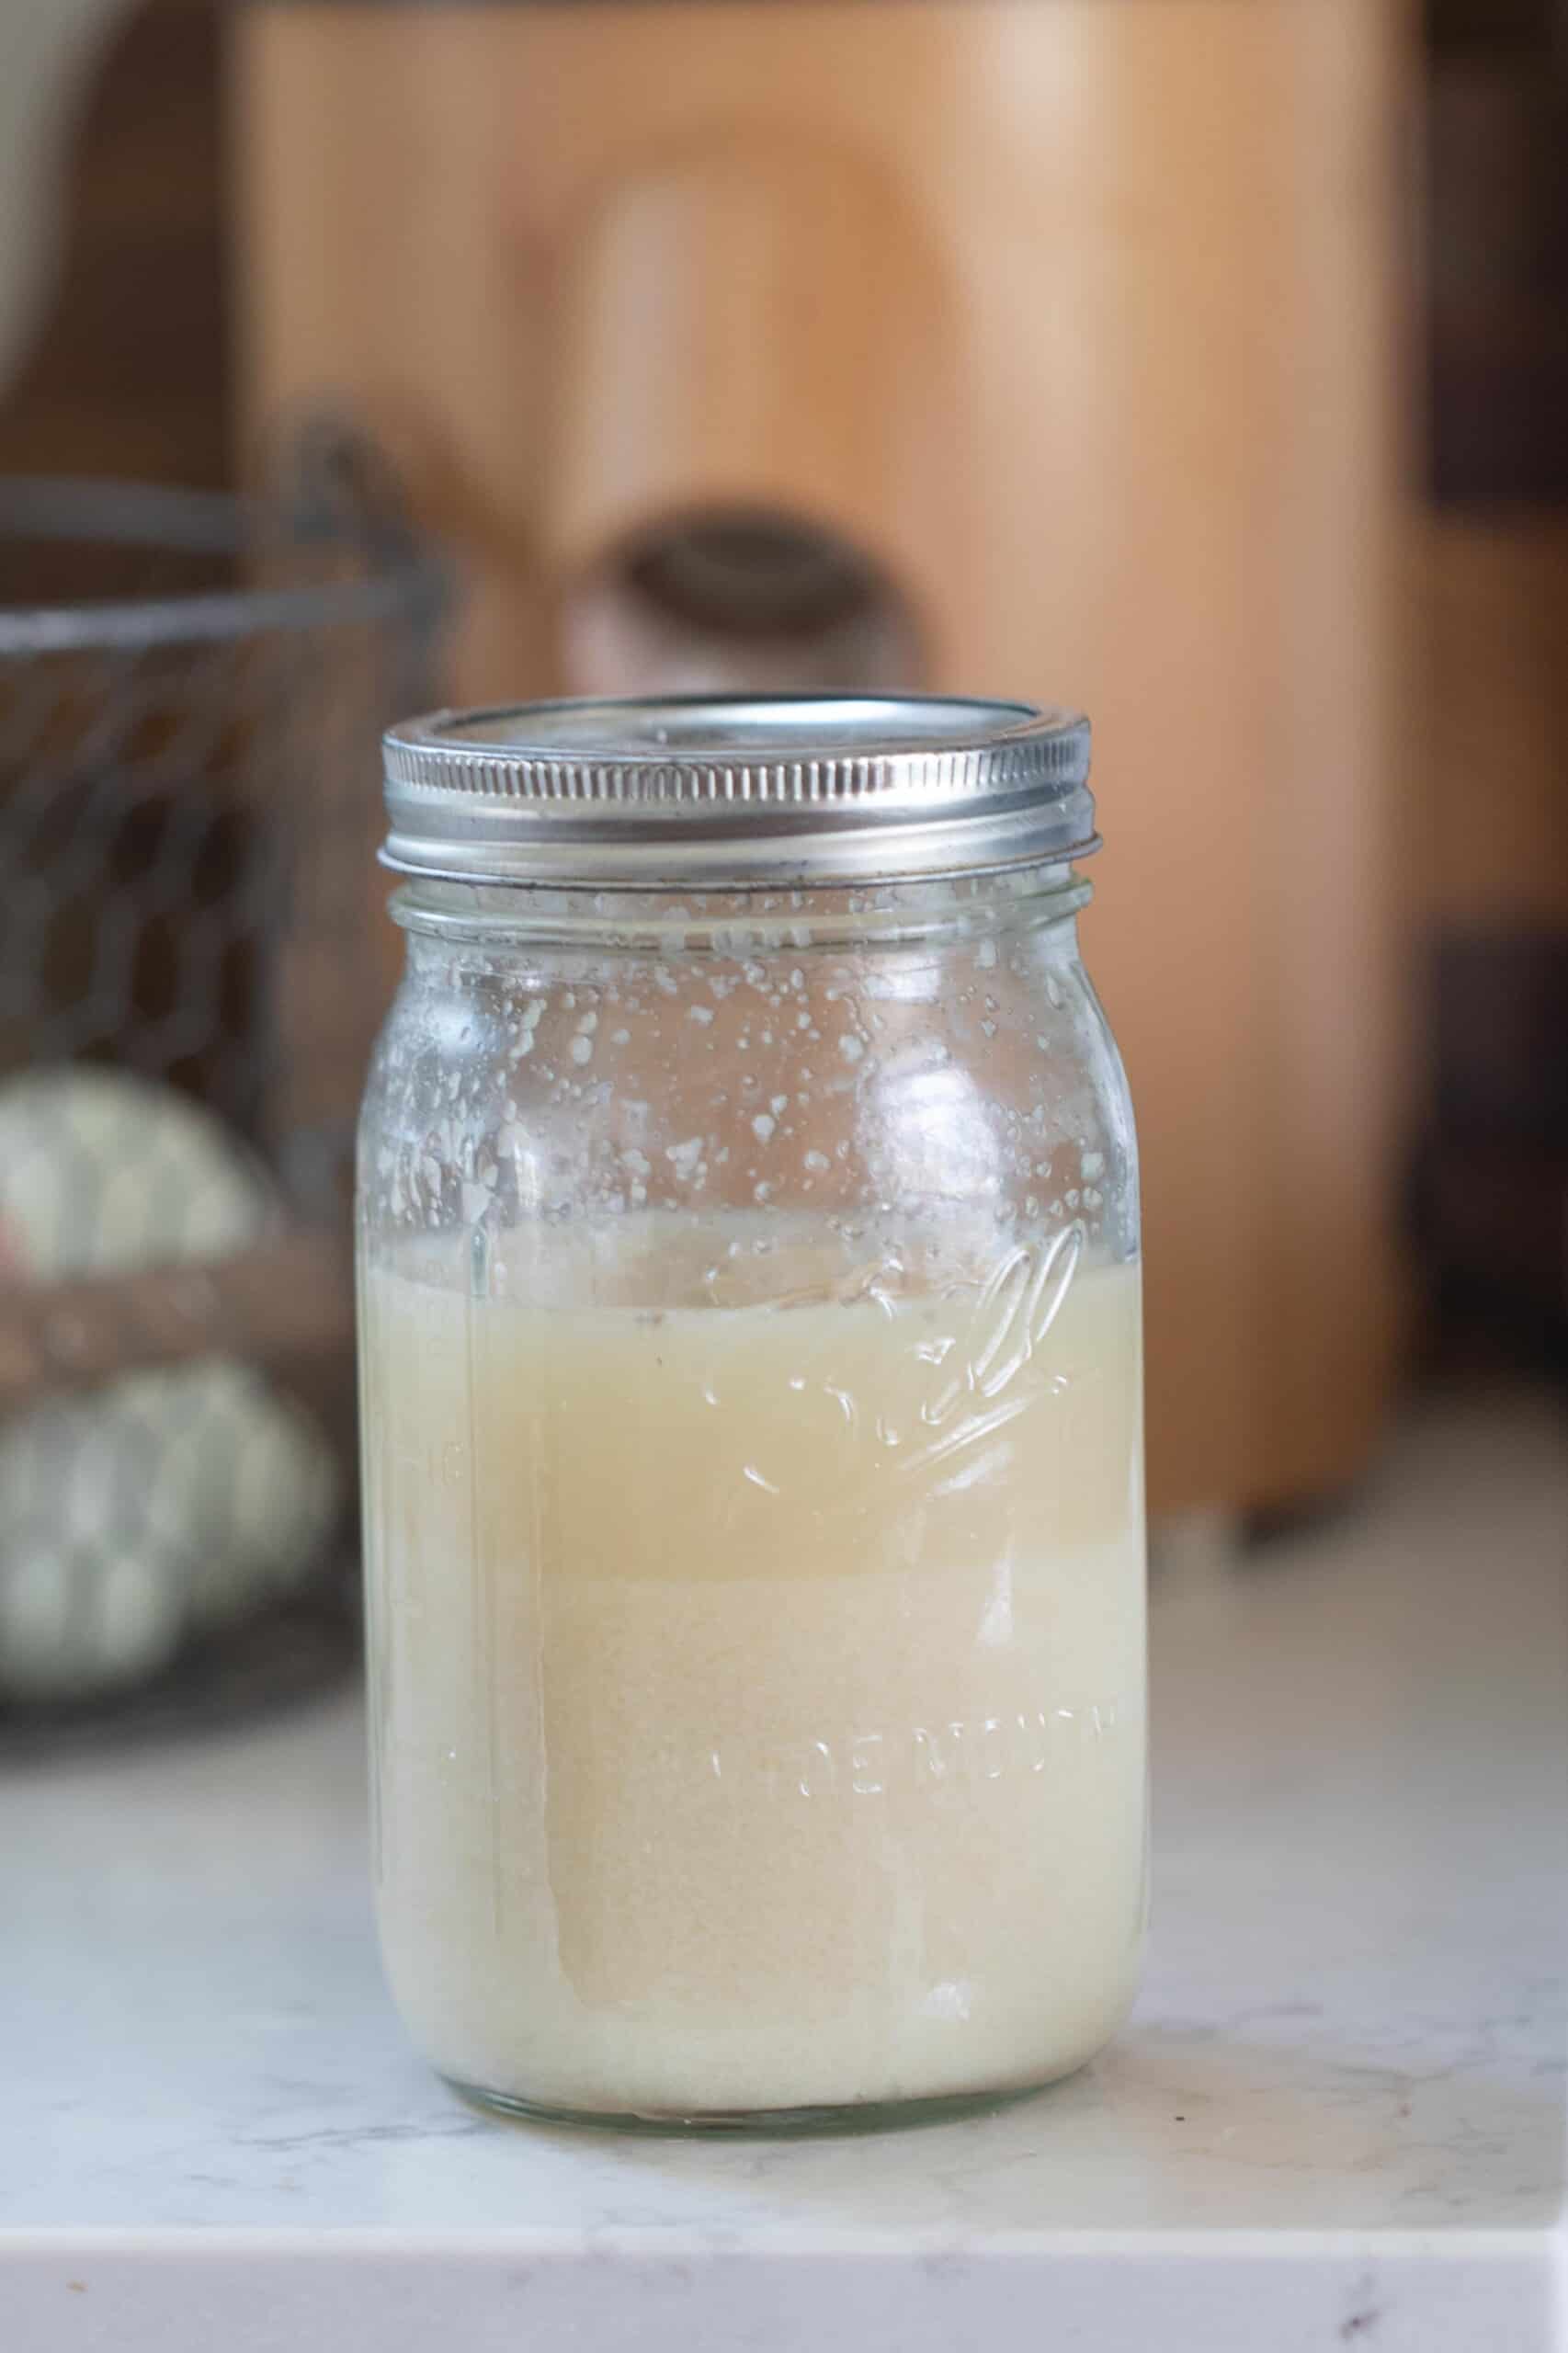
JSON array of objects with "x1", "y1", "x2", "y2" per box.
[{"x1": 0, "y1": 1067, "x2": 340, "y2": 1700}]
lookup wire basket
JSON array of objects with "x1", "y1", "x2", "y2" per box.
[{"x1": 0, "y1": 423, "x2": 449, "y2": 1752}]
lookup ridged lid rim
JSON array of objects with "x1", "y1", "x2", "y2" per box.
[{"x1": 381, "y1": 693, "x2": 1096, "y2": 887}]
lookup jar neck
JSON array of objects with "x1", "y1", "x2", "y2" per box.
[{"x1": 388, "y1": 864, "x2": 1093, "y2": 955}]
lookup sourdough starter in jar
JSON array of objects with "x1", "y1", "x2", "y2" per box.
[{"x1": 359, "y1": 696, "x2": 1146, "y2": 2126}]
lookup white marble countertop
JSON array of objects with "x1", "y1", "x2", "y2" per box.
[{"x1": 1, "y1": 1382, "x2": 1563, "y2": 2350}]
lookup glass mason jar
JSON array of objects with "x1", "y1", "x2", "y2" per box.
[{"x1": 357, "y1": 695, "x2": 1145, "y2": 2131}]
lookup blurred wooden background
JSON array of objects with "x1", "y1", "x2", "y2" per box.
[
  {"x1": 2, "y1": 0, "x2": 1562, "y2": 1510},
  {"x1": 0, "y1": 0, "x2": 227, "y2": 490}
]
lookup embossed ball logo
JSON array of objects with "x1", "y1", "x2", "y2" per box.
[{"x1": 722, "y1": 1220, "x2": 1086, "y2": 1514}]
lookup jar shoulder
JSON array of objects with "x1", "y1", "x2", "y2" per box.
[{"x1": 358, "y1": 927, "x2": 1138, "y2": 1266}]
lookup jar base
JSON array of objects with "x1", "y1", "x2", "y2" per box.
[{"x1": 442, "y1": 2072, "x2": 1055, "y2": 2139}]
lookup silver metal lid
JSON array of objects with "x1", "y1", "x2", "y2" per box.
[{"x1": 381, "y1": 694, "x2": 1096, "y2": 888}]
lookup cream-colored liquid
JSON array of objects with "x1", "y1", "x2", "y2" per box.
[{"x1": 361, "y1": 1233, "x2": 1145, "y2": 2117}]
